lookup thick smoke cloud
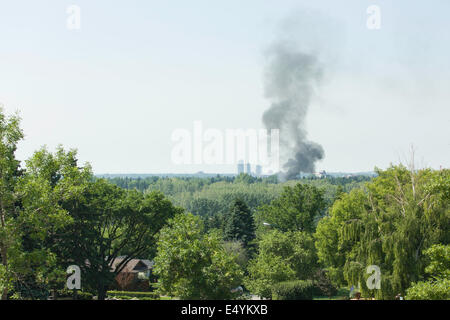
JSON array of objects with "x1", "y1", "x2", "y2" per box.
[{"x1": 262, "y1": 43, "x2": 324, "y2": 180}]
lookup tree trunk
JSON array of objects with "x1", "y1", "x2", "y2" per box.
[{"x1": 98, "y1": 284, "x2": 107, "y2": 300}]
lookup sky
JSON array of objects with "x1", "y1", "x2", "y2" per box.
[{"x1": 0, "y1": 0, "x2": 449, "y2": 174}]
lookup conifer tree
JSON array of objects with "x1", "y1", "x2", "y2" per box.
[{"x1": 223, "y1": 198, "x2": 255, "y2": 248}]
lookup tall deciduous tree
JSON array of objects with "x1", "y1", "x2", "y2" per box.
[
  {"x1": 315, "y1": 165, "x2": 449, "y2": 299},
  {"x1": 0, "y1": 112, "x2": 74, "y2": 300},
  {"x1": 52, "y1": 179, "x2": 181, "y2": 299},
  {"x1": 0, "y1": 108, "x2": 23, "y2": 299},
  {"x1": 154, "y1": 213, "x2": 243, "y2": 299},
  {"x1": 245, "y1": 230, "x2": 318, "y2": 299},
  {"x1": 255, "y1": 183, "x2": 325, "y2": 234},
  {"x1": 20, "y1": 146, "x2": 181, "y2": 299},
  {"x1": 314, "y1": 189, "x2": 367, "y2": 286},
  {"x1": 16, "y1": 146, "x2": 92, "y2": 298}
]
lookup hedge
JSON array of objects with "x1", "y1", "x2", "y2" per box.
[
  {"x1": 56, "y1": 289, "x2": 94, "y2": 300},
  {"x1": 109, "y1": 295, "x2": 156, "y2": 300},
  {"x1": 107, "y1": 291, "x2": 159, "y2": 300},
  {"x1": 272, "y1": 280, "x2": 314, "y2": 300}
]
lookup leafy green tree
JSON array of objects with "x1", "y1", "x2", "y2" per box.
[
  {"x1": 404, "y1": 278, "x2": 449, "y2": 300},
  {"x1": 23, "y1": 147, "x2": 181, "y2": 299},
  {"x1": 0, "y1": 109, "x2": 24, "y2": 299},
  {"x1": 421, "y1": 244, "x2": 449, "y2": 279},
  {"x1": 14, "y1": 146, "x2": 93, "y2": 298},
  {"x1": 189, "y1": 198, "x2": 221, "y2": 218},
  {"x1": 12, "y1": 146, "x2": 92, "y2": 299},
  {"x1": 245, "y1": 230, "x2": 318, "y2": 298},
  {"x1": 333, "y1": 185, "x2": 345, "y2": 201},
  {"x1": 0, "y1": 110, "x2": 75, "y2": 299},
  {"x1": 315, "y1": 165, "x2": 449, "y2": 299},
  {"x1": 153, "y1": 213, "x2": 243, "y2": 299},
  {"x1": 314, "y1": 189, "x2": 367, "y2": 286},
  {"x1": 234, "y1": 173, "x2": 258, "y2": 184},
  {"x1": 222, "y1": 241, "x2": 249, "y2": 270},
  {"x1": 223, "y1": 199, "x2": 255, "y2": 248},
  {"x1": 406, "y1": 244, "x2": 450, "y2": 300},
  {"x1": 59, "y1": 183, "x2": 180, "y2": 300},
  {"x1": 255, "y1": 184, "x2": 325, "y2": 234},
  {"x1": 245, "y1": 252, "x2": 295, "y2": 299}
]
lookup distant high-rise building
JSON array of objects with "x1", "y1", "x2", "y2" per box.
[
  {"x1": 237, "y1": 161, "x2": 244, "y2": 175},
  {"x1": 255, "y1": 165, "x2": 262, "y2": 176},
  {"x1": 314, "y1": 170, "x2": 327, "y2": 178},
  {"x1": 245, "y1": 163, "x2": 251, "y2": 175}
]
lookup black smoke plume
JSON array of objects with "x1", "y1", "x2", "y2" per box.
[{"x1": 262, "y1": 42, "x2": 324, "y2": 180}]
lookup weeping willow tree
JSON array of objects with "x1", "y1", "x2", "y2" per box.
[
  {"x1": 315, "y1": 189, "x2": 367, "y2": 287},
  {"x1": 316, "y1": 164, "x2": 449, "y2": 299}
]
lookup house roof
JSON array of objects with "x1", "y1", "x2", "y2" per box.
[
  {"x1": 110, "y1": 258, "x2": 154, "y2": 273},
  {"x1": 141, "y1": 259, "x2": 154, "y2": 268}
]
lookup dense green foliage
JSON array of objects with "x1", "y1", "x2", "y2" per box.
[
  {"x1": 315, "y1": 166, "x2": 449, "y2": 299},
  {"x1": 56, "y1": 289, "x2": 94, "y2": 300},
  {"x1": 11, "y1": 148, "x2": 180, "y2": 300},
  {"x1": 272, "y1": 280, "x2": 314, "y2": 300},
  {"x1": 255, "y1": 184, "x2": 326, "y2": 234},
  {"x1": 105, "y1": 174, "x2": 369, "y2": 223},
  {"x1": 0, "y1": 108, "x2": 187, "y2": 300},
  {"x1": 107, "y1": 290, "x2": 159, "y2": 300},
  {"x1": 1, "y1": 106, "x2": 448, "y2": 300},
  {"x1": 153, "y1": 213, "x2": 243, "y2": 299},
  {"x1": 405, "y1": 279, "x2": 449, "y2": 300},
  {"x1": 222, "y1": 241, "x2": 249, "y2": 270},
  {"x1": 311, "y1": 269, "x2": 338, "y2": 297},
  {"x1": 0, "y1": 111, "x2": 75, "y2": 300},
  {"x1": 245, "y1": 230, "x2": 318, "y2": 298},
  {"x1": 223, "y1": 199, "x2": 255, "y2": 248},
  {"x1": 406, "y1": 244, "x2": 450, "y2": 300}
]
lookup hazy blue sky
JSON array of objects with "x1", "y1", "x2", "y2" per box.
[{"x1": 1, "y1": 0, "x2": 449, "y2": 174}]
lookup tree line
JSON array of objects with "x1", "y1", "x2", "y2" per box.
[{"x1": 151, "y1": 167, "x2": 448, "y2": 300}]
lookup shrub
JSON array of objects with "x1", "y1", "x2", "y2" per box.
[
  {"x1": 272, "y1": 280, "x2": 314, "y2": 300},
  {"x1": 406, "y1": 278, "x2": 450, "y2": 300},
  {"x1": 107, "y1": 290, "x2": 159, "y2": 300},
  {"x1": 56, "y1": 289, "x2": 94, "y2": 300},
  {"x1": 312, "y1": 269, "x2": 338, "y2": 297},
  {"x1": 110, "y1": 295, "x2": 155, "y2": 300},
  {"x1": 112, "y1": 295, "x2": 133, "y2": 300},
  {"x1": 406, "y1": 244, "x2": 450, "y2": 300}
]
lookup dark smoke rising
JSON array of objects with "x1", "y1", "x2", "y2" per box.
[{"x1": 262, "y1": 42, "x2": 325, "y2": 180}]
